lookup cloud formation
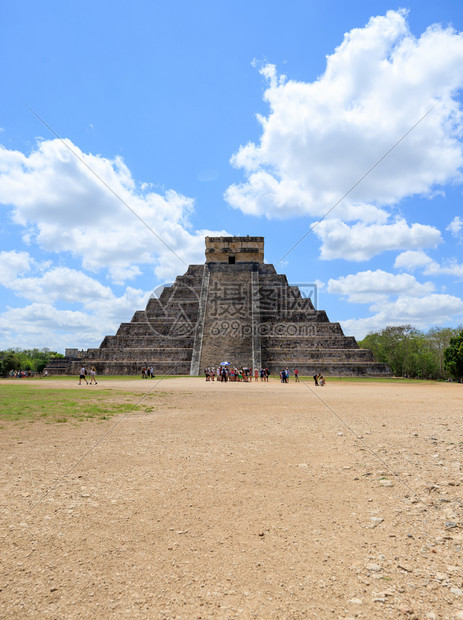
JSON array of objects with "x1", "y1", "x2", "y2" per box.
[
  {"x1": 0, "y1": 251, "x2": 151, "y2": 350},
  {"x1": 0, "y1": 139, "x2": 225, "y2": 283},
  {"x1": 0, "y1": 250, "x2": 33, "y2": 285},
  {"x1": 316, "y1": 219, "x2": 441, "y2": 261},
  {"x1": 447, "y1": 216, "x2": 463, "y2": 239},
  {"x1": 327, "y1": 269, "x2": 434, "y2": 303},
  {"x1": 225, "y1": 9, "x2": 463, "y2": 259},
  {"x1": 394, "y1": 250, "x2": 463, "y2": 278},
  {"x1": 342, "y1": 294, "x2": 463, "y2": 339},
  {"x1": 0, "y1": 140, "x2": 230, "y2": 350},
  {"x1": 329, "y1": 267, "x2": 463, "y2": 339}
]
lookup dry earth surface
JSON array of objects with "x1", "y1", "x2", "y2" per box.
[{"x1": 1, "y1": 377, "x2": 462, "y2": 619}]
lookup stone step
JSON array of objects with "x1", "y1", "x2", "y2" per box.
[
  {"x1": 263, "y1": 349, "x2": 373, "y2": 360},
  {"x1": 111, "y1": 326, "x2": 196, "y2": 339},
  {"x1": 68, "y1": 360, "x2": 192, "y2": 375},
  {"x1": 261, "y1": 338, "x2": 359, "y2": 349},
  {"x1": 199, "y1": 266, "x2": 255, "y2": 370},
  {"x1": 85, "y1": 348, "x2": 193, "y2": 361}
]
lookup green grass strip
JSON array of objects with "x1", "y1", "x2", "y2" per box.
[{"x1": 0, "y1": 386, "x2": 150, "y2": 423}]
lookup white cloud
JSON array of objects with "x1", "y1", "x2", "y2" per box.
[
  {"x1": 0, "y1": 139, "x2": 224, "y2": 283},
  {"x1": 426, "y1": 261, "x2": 463, "y2": 278},
  {"x1": 0, "y1": 251, "x2": 117, "y2": 303},
  {"x1": 395, "y1": 249, "x2": 463, "y2": 278},
  {"x1": 0, "y1": 251, "x2": 152, "y2": 350},
  {"x1": 108, "y1": 265, "x2": 142, "y2": 285},
  {"x1": 394, "y1": 249, "x2": 433, "y2": 271},
  {"x1": 447, "y1": 216, "x2": 463, "y2": 237},
  {"x1": 8, "y1": 267, "x2": 115, "y2": 304},
  {"x1": 0, "y1": 288, "x2": 151, "y2": 352},
  {"x1": 327, "y1": 269, "x2": 434, "y2": 303},
  {"x1": 316, "y1": 218, "x2": 441, "y2": 261},
  {"x1": 0, "y1": 250, "x2": 32, "y2": 286},
  {"x1": 0, "y1": 303, "x2": 93, "y2": 351},
  {"x1": 342, "y1": 294, "x2": 463, "y2": 340},
  {"x1": 328, "y1": 264, "x2": 463, "y2": 339},
  {"x1": 225, "y1": 9, "x2": 463, "y2": 238},
  {"x1": 0, "y1": 140, "x2": 231, "y2": 351}
]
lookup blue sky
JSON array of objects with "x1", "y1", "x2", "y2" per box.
[{"x1": 1, "y1": 1, "x2": 463, "y2": 352}]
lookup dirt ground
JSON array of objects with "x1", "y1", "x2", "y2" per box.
[{"x1": 1, "y1": 377, "x2": 462, "y2": 619}]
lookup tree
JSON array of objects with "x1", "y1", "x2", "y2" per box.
[
  {"x1": 360, "y1": 325, "x2": 420, "y2": 376},
  {"x1": 359, "y1": 325, "x2": 459, "y2": 380},
  {"x1": 0, "y1": 352, "x2": 21, "y2": 376},
  {"x1": 0, "y1": 348, "x2": 64, "y2": 376},
  {"x1": 34, "y1": 359, "x2": 48, "y2": 374},
  {"x1": 427, "y1": 326, "x2": 461, "y2": 379},
  {"x1": 444, "y1": 330, "x2": 463, "y2": 381}
]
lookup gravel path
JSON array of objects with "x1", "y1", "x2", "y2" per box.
[{"x1": 1, "y1": 378, "x2": 462, "y2": 619}]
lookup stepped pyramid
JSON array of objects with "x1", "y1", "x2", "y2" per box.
[{"x1": 62, "y1": 236, "x2": 390, "y2": 376}]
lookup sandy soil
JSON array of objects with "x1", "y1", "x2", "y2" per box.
[{"x1": 1, "y1": 377, "x2": 462, "y2": 619}]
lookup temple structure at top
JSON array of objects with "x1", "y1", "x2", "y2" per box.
[
  {"x1": 205, "y1": 236, "x2": 264, "y2": 264},
  {"x1": 46, "y1": 236, "x2": 390, "y2": 376}
]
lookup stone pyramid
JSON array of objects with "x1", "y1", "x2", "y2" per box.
[{"x1": 62, "y1": 236, "x2": 389, "y2": 376}]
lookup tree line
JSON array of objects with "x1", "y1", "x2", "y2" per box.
[
  {"x1": 0, "y1": 348, "x2": 64, "y2": 376},
  {"x1": 359, "y1": 325, "x2": 463, "y2": 380}
]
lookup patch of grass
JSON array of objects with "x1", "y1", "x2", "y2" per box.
[{"x1": 0, "y1": 386, "x2": 146, "y2": 423}]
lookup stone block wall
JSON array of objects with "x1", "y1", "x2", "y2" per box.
[{"x1": 205, "y1": 236, "x2": 264, "y2": 263}]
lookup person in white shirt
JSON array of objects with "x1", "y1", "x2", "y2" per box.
[{"x1": 79, "y1": 366, "x2": 88, "y2": 385}]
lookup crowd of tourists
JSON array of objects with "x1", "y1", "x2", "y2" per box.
[
  {"x1": 74, "y1": 364, "x2": 325, "y2": 385},
  {"x1": 205, "y1": 365, "x2": 326, "y2": 385},
  {"x1": 205, "y1": 366, "x2": 269, "y2": 382},
  {"x1": 8, "y1": 369, "x2": 36, "y2": 378},
  {"x1": 141, "y1": 366, "x2": 155, "y2": 379},
  {"x1": 279, "y1": 368, "x2": 298, "y2": 382}
]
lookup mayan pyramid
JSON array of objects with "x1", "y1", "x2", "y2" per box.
[{"x1": 51, "y1": 236, "x2": 391, "y2": 377}]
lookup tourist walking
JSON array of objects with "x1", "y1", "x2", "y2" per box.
[
  {"x1": 294, "y1": 368, "x2": 299, "y2": 382},
  {"x1": 89, "y1": 366, "x2": 97, "y2": 385},
  {"x1": 79, "y1": 366, "x2": 88, "y2": 385},
  {"x1": 313, "y1": 373, "x2": 320, "y2": 386}
]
